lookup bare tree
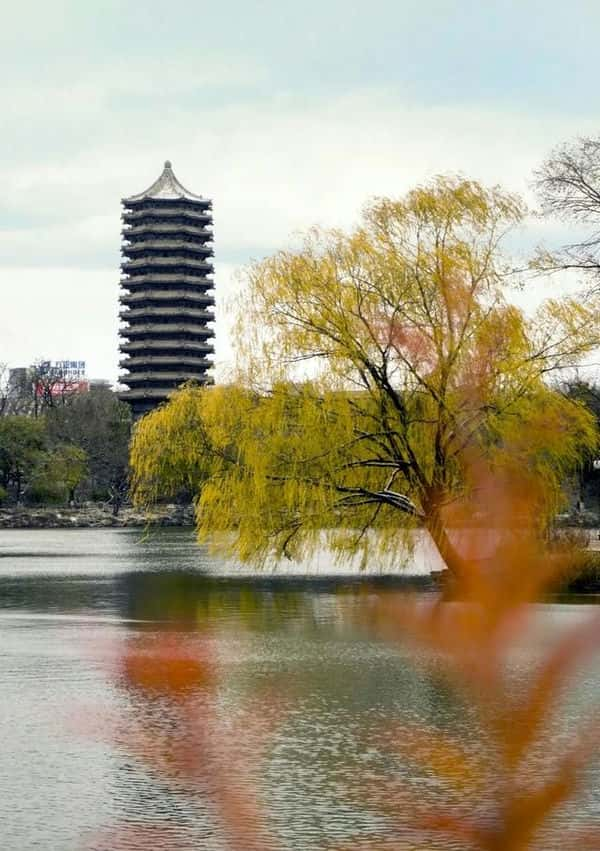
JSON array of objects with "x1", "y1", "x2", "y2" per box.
[
  {"x1": 533, "y1": 136, "x2": 600, "y2": 282},
  {"x1": 29, "y1": 361, "x2": 80, "y2": 417}
]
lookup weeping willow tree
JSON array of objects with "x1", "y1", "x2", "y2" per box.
[{"x1": 131, "y1": 177, "x2": 600, "y2": 574}]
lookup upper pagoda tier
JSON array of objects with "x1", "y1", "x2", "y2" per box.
[{"x1": 122, "y1": 207, "x2": 212, "y2": 227}]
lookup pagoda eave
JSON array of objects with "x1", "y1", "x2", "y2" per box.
[
  {"x1": 121, "y1": 370, "x2": 211, "y2": 383},
  {"x1": 122, "y1": 239, "x2": 213, "y2": 255},
  {"x1": 119, "y1": 307, "x2": 214, "y2": 322},
  {"x1": 119, "y1": 381, "x2": 214, "y2": 402},
  {"x1": 122, "y1": 208, "x2": 212, "y2": 225},
  {"x1": 120, "y1": 274, "x2": 214, "y2": 290},
  {"x1": 120, "y1": 323, "x2": 214, "y2": 337},
  {"x1": 122, "y1": 257, "x2": 213, "y2": 272},
  {"x1": 122, "y1": 197, "x2": 212, "y2": 211},
  {"x1": 120, "y1": 355, "x2": 213, "y2": 369},
  {"x1": 123, "y1": 223, "x2": 212, "y2": 239},
  {"x1": 120, "y1": 338, "x2": 214, "y2": 352},
  {"x1": 120, "y1": 291, "x2": 215, "y2": 307}
]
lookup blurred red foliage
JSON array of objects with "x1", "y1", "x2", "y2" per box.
[{"x1": 347, "y1": 460, "x2": 600, "y2": 850}]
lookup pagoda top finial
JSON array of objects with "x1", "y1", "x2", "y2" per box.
[{"x1": 123, "y1": 161, "x2": 205, "y2": 203}]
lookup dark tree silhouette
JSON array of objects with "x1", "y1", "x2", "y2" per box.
[{"x1": 534, "y1": 136, "x2": 600, "y2": 282}]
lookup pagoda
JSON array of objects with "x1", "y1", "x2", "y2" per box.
[{"x1": 118, "y1": 161, "x2": 214, "y2": 417}]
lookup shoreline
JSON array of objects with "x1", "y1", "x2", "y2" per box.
[
  {"x1": 0, "y1": 504, "x2": 194, "y2": 529},
  {"x1": 2, "y1": 511, "x2": 600, "y2": 595}
]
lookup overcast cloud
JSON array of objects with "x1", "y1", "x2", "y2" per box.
[{"x1": 1, "y1": 0, "x2": 598, "y2": 383}]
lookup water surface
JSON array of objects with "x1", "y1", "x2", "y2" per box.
[{"x1": 0, "y1": 528, "x2": 598, "y2": 850}]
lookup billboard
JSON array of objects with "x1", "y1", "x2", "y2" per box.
[
  {"x1": 35, "y1": 360, "x2": 88, "y2": 397},
  {"x1": 35, "y1": 380, "x2": 89, "y2": 397},
  {"x1": 39, "y1": 360, "x2": 87, "y2": 380}
]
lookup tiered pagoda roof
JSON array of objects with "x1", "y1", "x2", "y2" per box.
[{"x1": 118, "y1": 161, "x2": 214, "y2": 417}]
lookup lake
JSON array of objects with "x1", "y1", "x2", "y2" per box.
[{"x1": 0, "y1": 527, "x2": 598, "y2": 850}]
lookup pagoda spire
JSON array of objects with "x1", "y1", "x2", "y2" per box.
[{"x1": 124, "y1": 160, "x2": 207, "y2": 203}]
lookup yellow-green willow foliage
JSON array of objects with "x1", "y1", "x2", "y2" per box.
[{"x1": 131, "y1": 177, "x2": 600, "y2": 573}]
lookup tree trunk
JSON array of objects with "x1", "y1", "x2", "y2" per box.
[{"x1": 425, "y1": 507, "x2": 466, "y2": 582}]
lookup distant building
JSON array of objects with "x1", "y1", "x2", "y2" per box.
[
  {"x1": 118, "y1": 161, "x2": 215, "y2": 418},
  {"x1": 89, "y1": 379, "x2": 111, "y2": 390},
  {"x1": 8, "y1": 367, "x2": 28, "y2": 395}
]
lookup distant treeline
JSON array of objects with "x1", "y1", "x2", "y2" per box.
[{"x1": 0, "y1": 366, "x2": 131, "y2": 512}]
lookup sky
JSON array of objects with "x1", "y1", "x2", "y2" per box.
[{"x1": 1, "y1": 0, "x2": 598, "y2": 385}]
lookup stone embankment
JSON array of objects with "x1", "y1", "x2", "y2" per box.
[{"x1": 0, "y1": 504, "x2": 195, "y2": 529}]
